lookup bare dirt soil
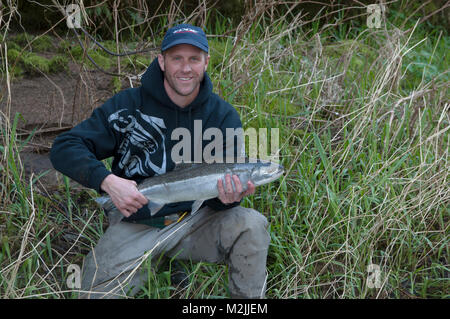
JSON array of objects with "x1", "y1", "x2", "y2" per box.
[{"x1": 2, "y1": 60, "x2": 131, "y2": 191}]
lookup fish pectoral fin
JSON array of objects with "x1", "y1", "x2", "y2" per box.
[
  {"x1": 190, "y1": 200, "x2": 204, "y2": 215},
  {"x1": 148, "y1": 201, "x2": 165, "y2": 216}
]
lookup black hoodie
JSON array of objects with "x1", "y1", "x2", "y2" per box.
[{"x1": 50, "y1": 58, "x2": 243, "y2": 221}]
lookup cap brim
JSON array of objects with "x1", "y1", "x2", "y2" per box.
[{"x1": 161, "y1": 38, "x2": 208, "y2": 53}]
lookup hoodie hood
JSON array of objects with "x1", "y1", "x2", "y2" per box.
[{"x1": 141, "y1": 58, "x2": 213, "y2": 113}]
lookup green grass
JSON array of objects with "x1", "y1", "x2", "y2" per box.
[{"x1": 0, "y1": 3, "x2": 448, "y2": 299}]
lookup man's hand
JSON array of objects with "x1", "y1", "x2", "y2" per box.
[
  {"x1": 100, "y1": 174, "x2": 148, "y2": 218},
  {"x1": 217, "y1": 174, "x2": 255, "y2": 205}
]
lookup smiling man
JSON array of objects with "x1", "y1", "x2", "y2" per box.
[
  {"x1": 50, "y1": 24, "x2": 270, "y2": 299},
  {"x1": 159, "y1": 44, "x2": 208, "y2": 106}
]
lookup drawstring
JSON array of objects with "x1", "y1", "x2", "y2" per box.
[
  {"x1": 188, "y1": 107, "x2": 192, "y2": 133},
  {"x1": 172, "y1": 104, "x2": 195, "y2": 162},
  {"x1": 188, "y1": 107, "x2": 193, "y2": 163}
]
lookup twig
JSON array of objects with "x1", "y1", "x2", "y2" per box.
[{"x1": 15, "y1": 126, "x2": 73, "y2": 137}]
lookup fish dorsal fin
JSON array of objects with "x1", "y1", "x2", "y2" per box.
[{"x1": 173, "y1": 162, "x2": 200, "y2": 171}]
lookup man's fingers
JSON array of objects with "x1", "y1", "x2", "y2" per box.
[
  {"x1": 217, "y1": 178, "x2": 226, "y2": 200},
  {"x1": 242, "y1": 181, "x2": 255, "y2": 196},
  {"x1": 129, "y1": 182, "x2": 148, "y2": 205},
  {"x1": 217, "y1": 178, "x2": 232, "y2": 204},
  {"x1": 217, "y1": 178, "x2": 224, "y2": 194},
  {"x1": 127, "y1": 185, "x2": 148, "y2": 207},
  {"x1": 116, "y1": 197, "x2": 141, "y2": 214},
  {"x1": 136, "y1": 192, "x2": 149, "y2": 205},
  {"x1": 122, "y1": 207, "x2": 136, "y2": 217},
  {"x1": 231, "y1": 175, "x2": 243, "y2": 202},
  {"x1": 225, "y1": 174, "x2": 233, "y2": 193},
  {"x1": 104, "y1": 175, "x2": 149, "y2": 216},
  {"x1": 232, "y1": 175, "x2": 243, "y2": 194},
  {"x1": 224, "y1": 174, "x2": 238, "y2": 203},
  {"x1": 118, "y1": 207, "x2": 131, "y2": 218},
  {"x1": 217, "y1": 176, "x2": 256, "y2": 205},
  {"x1": 119, "y1": 203, "x2": 137, "y2": 214},
  {"x1": 124, "y1": 209, "x2": 131, "y2": 217}
]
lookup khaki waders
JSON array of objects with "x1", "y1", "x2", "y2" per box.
[{"x1": 79, "y1": 205, "x2": 270, "y2": 299}]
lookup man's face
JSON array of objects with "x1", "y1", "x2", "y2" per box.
[{"x1": 158, "y1": 44, "x2": 210, "y2": 104}]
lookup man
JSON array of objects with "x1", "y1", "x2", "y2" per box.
[{"x1": 50, "y1": 24, "x2": 270, "y2": 299}]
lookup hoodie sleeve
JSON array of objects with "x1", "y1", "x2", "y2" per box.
[{"x1": 50, "y1": 92, "x2": 129, "y2": 193}]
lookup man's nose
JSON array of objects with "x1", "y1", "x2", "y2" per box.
[{"x1": 181, "y1": 61, "x2": 192, "y2": 72}]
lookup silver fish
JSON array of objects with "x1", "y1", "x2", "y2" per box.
[{"x1": 96, "y1": 159, "x2": 284, "y2": 218}]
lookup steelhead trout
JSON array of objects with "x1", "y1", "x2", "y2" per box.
[{"x1": 96, "y1": 159, "x2": 284, "y2": 217}]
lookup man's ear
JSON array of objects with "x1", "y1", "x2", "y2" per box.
[
  {"x1": 157, "y1": 53, "x2": 165, "y2": 72},
  {"x1": 204, "y1": 54, "x2": 210, "y2": 71}
]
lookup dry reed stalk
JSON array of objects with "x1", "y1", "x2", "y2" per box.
[{"x1": 4, "y1": 174, "x2": 36, "y2": 298}]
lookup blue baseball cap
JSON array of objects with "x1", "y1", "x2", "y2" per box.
[{"x1": 161, "y1": 23, "x2": 209, "y2": 53}]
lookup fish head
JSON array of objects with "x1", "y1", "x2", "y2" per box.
[{"x1": 250, "y1": 160, "x2": 284, "y2": 186}]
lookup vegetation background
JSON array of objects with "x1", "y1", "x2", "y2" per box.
[{"x1": 0, "y1": 0, "x2": 448, "y2": 298}]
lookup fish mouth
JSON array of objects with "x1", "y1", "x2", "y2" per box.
[
  {"x1": 267, "y1": 164, "x2": 284, "y2": 181},
  {"x1": 251, "y1": 162, "x2": 284, "y2": 185}
]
